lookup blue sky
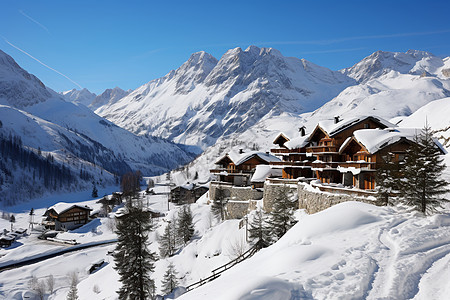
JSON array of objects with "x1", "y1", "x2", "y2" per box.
[{"x1": 1, "y1": 0, "x2": 450, "y2": 94}]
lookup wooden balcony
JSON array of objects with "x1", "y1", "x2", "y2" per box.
[
  {"x1": 270, "y1": 148, "x2": 304, "y2": 154},
  {"x1": 306, "y1": 145, "x2": 338, "y2": 153},
  {"x1": 210, "y1": 168, "x2": 253, "y2": 175},
  {"x1": 339, "y1": 161, "x2": 376, "y2": 170},
  {"x1": 269, "y1": 161, "x2": 309, "y2": 167}
]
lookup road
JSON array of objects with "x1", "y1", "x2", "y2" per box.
[{"x1": 0, "y1": 239, "x2": 117, "y2": 272}]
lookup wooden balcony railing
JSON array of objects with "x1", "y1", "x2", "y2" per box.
[
  {"x1": 306, "y1": 145, "x2": 338, "y2": 153},
  {"x1": 269, "y1": 161, "x2": 310, "y2": 167},
  {"x1": 270, "y1": 148, "x2": 304, "y2": 154},
  {"x1": 210, "y1": 169, "x2": 254, "y2": 174}
]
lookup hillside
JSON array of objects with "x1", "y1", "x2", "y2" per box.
[{"x1": 0, "y1": 49, "x2": 197, "y2": 206}]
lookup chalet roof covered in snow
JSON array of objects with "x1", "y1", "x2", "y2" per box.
[
  {"x1": 251, "y1": 165, "x2": 283, "y2": 182},
  {"x1": 318, "y1": 116, "x2": 394, "y2": 137},
  {"x1": 352, "y1": 127, "x2": 419, "y2": 154},
  {"x1": 46, "y1": 202, "x2": 92, "y2": 215},
  {"x1": 216, "y1": 150, "x2": 280, "y2": 166},
  {"x1": 284, "y1": 135, "x2": 310, "y2": 149}
]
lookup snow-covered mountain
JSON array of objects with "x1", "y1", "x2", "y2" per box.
[
  {"x1": 89, "y1": 87, "x2": 129, "y2": 110},
  {"x1": 341, "y1": 50, "x2": 449, "y2": 83},
  {"x1": 61, "y1": 88, "x2": 97, "y2": 107},
  {"x1": 0, "y1": 49, "x2": 197, "y2": 205},
  {"x1": 61, "y1": 87, "x2": 130, "y2": 110},
  {"x1": 0, "y1": 50, "x2": 51, "y2": 108},
  {"x1": 95, "y1": 46, "x2": 355, "y2": 149},
  {"x1": 167, "y1": 50, "x2": 450, "y2": 184}
]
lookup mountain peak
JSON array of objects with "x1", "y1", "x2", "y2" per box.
[
  {"x1": 173, "y1": 51, "x2": 218, "y2": 94},
  {"x1": 341, "y1": 49, "x2": 439, "y2": 83},
  {"x1": 0, "y1": 49, "x2": 51, "y2": 108}
]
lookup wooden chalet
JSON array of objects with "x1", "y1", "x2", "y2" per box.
[
  {"x1": 270, "y1": 131, "x2": 313, "y2": 180},
  {"x1": 43, "y1": 203, "x2": 93, "y2": 231},
  {"x1": 306, "y1": 116, "x2": 392, "y2": 185},
  {"x1": 267, "y1": 116, "x2": 443, "y2": 191},
  {"x1": 210, "y1": 149, "x2": 280, "y2": 186},
  {"x1": 170, "y1": 183, "x2": 209, "y2": 205}
]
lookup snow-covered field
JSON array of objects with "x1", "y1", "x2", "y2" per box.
[{"x1": 1, "y1": 183, "x2": 449, "y2": 300}]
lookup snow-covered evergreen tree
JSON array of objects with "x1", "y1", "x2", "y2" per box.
[
  {"x1": 248, "y1": 209, "x2": 271, "y2": 248},
  {"x1": 113, "y1": 202, "x2": 157, "y2": 300},
  {"x1": 267, "y1": 185, "x2": 297, "y2": 241},
  {"x1": 401, "y1": 124, "x2": 449, "y2": 214},
  {"x1": 376, "y1": 151, "x2": 402, "y2": 205},
  {"x1": 161, "y1": 262, "x2": 179, "y2": 295},
  {"x1": 66, "y1": 273, "x2": 79, "y2": 300},
  {"x1": 159, "y1": 218, "x2": 177, "y2": 258},
  {"x1": 177, "y1": 205, "x2": 194, "y2": 245},
  {"x1": 91, "y1": 181, "x2": 98, "y2": 198},
  {"x1": 211, "y1": 186, "x2": 227, "y2": 221}
]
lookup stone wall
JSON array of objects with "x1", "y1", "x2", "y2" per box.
[
  {"x1": 263, "y1": 182, "x2": 298, "y2": 212},
  {"x1": 226, "y1": 201, "x2": 250, "y2": 219},
  {"x1": 297, "y1": 183, "x2": 381, "y2": 214},
  {"x1": 209, "y1": 182, "x2": 263, "y2": 202},
  {"x1": 209, "y1": 182, "x2": 264, "y2": 219}
]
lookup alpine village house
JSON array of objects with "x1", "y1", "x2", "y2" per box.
[
  {"x1": 43, "y1": 203, "x2": 92, "y2": 231},
  {"x1": 210, "y1": 115, "x2": 446, "y2": 217}
]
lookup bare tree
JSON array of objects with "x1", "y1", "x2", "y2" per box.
[
  {"x1": 47, "y1": 274, "x2": 55, "y2": 294},
  {"x1": 227, "y1": 236, "x2": 247, "y2": 260}
]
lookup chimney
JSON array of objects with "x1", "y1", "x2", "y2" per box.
[
  {"x1": 239, "y1": 149, "x2": 244, "y2": 154},
  {"x1": 334, "y1": 116, "x2": 340, "y2": 124},
  {"x1": 299, "y1": 126, "x2": 306, "y2": 137}
]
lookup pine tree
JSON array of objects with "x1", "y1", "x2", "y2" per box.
[
  {"x1": 402, "y1": 124, "x2": 450, "y2": 214},
  {"x1": 177, "y1": 205, "x2": 195, "y2": 245},
  {"x1": 376, "y1": 150, "x2": 402, "y2": 206},
  {"x1": 161, "y1": 262, "x2": 179, "y2": 295},
  {"x1": 267, "y1": 185, "x2": 297, "y2": 241},
  {"x1": 113, "y1": 203, "x2": 157, "y2": 300},
  {"x1": 66, "y1": 272, "x2": 79, "y2": 300},
  {"x1": 91, "y1": 181, "x2": 98, "y2": 198},
  {"x1": 159, "y1": 218, "x2": 177, "y2": 258},
  {"x1": 211, "y1": 186, "x2": 226, "y2": 221},
  {"x1": 248, "y1": 209, "x2": 271, "y2": 248}
]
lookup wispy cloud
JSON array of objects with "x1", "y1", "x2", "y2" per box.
[
  {"x1": 19, "y1": 10, "x2": 50, "y2": 33},
  {"x1": 256, "y1": 29, "x2": 450, "y2": 46},
  {"x1": 3, "y1": 37, "x2": 82, "y2": 89},
  {"x1": 297, "y1": 47, "x2": 367, "y2": 55},
  {"x1": 130, "y1": 48, "x2": 165, "y2": 61}
]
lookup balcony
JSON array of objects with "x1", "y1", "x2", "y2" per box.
[
  {"x1": 270, "y1": 148, "x2": 304, "y2": 154},
  {"x1": 306, "y1": 145, "x2": 338, "y2": 153},
  {"x1": 338, "y1": 161, "x2": 376, "y2": 170},
  {"x1": 269, "y1": 161, "x2": 311, "y2": 168},
  {"x1": 210, "y1": 168, "x2": 253, "y2": 175}
]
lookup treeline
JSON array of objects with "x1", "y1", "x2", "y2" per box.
[
  {"x1": 60, "y1": 132, "x2": 132, "y2": 176},
  {"x1": 0, "y1": 133, "x2": 80, "y2": 205}
]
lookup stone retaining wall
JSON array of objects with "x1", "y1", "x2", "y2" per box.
[
  {"x1": 209, "y1": 182, "x2": 264, "y2": 219},
  {"x1": 297, "y1": 183, "x2": 381, "y2": 214}
]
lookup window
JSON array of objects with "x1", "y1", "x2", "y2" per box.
[
  {"x1": 364, "y1": 123, "x2": 369, "y2": 129},
  {"x1": 398, "y1": 154, "x2": 405, "y2": 162}
]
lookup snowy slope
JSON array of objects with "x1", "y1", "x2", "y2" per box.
[
  {"x1": 96, "y1": 46, "x2": 355, "y2": 149},
  {"x1": 180, "y1": 202, "x2": 450, "y2": 300},
  {"x1": 2, "y1": 194, "x2": 449, "y2": 300},
  {"x1": 399, "y1": 97, "x2": 450, "y2": 149},
  {"x1": 60, "y1": 88, "x2": 97, "y2": 107}
]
